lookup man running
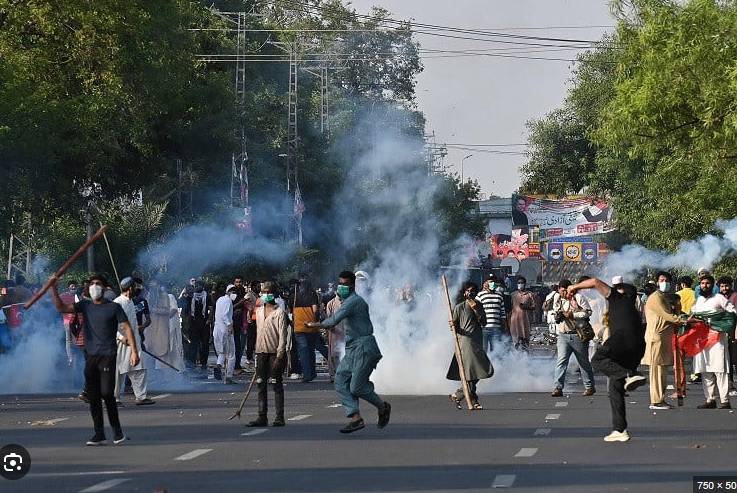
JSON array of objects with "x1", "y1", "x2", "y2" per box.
[
  {"x1": 306, "y1": 271, "x2": 391, "y2": 433},
  {"x1": 51, "y1": 274, "x2": 139, "y2": 445}
]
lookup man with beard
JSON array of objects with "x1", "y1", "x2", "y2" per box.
[
  {"x1": 691, "y1": 275, "x2": 736, "y2": 409},
  {"x1": 244, "y1": 281, "x2": 260, "y2": 367},
  {"x1": 51, "y1": 274, "x2": 139, "y2": 445},
  {"x1": 447, "y1": 281, "x2": 494, "y2": 410},
  {"x1": 717, "y1": 276, "x2": 737, "y2": 395},
  {"x1": 568, "y1": 276, "x2": 646, "y2": 442},
  {"x1": 231, "y1": 275, "x2": 247, "y2": 373},
  {"x1": 306, "y1": 271, "x2": 391, "y2": 433}
]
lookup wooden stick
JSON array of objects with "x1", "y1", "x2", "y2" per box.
[
  {"x1": 441, "y1": 274, "x2": 474, "y2": 411},
  {"x1": 228, "y1": 372, "x2": 258, "y2": 420},
  {"x1": 100, "y1": 224, "x2": 121, "y2": 289},
  {"x1": 24, "y1": 225, "x2": 109, "y2": 310}
]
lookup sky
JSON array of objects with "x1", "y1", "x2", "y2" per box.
[{"x1": 347, "y1": 0, "x2": 614, "y2": 197}]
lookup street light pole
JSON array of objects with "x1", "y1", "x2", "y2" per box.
[{"x1": 461, "y1": 154, "x2": 473, "y2": 183}]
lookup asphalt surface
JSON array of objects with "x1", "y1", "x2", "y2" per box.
[{"x1": 1, "y1": 363, "x2": 736, "y2": 493}]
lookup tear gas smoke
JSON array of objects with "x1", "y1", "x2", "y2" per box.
[
  {"x1": 603, "y1": 218, "x2": 737, "y2": 279},
  {"x1": 330, "y1": 111, "x2": 553, "y2": 395}
]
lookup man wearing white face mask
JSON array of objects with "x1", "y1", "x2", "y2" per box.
[
  {"x1": 642, "y1": 271, "x2": 684, "y2": 410},
  {"x1": 213, "y1": 284, "x2": 237, "y2": 384}
]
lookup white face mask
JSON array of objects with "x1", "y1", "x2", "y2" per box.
[
  {"x1": 229, "y1": 293, "x2": 237, "y2": 301},
  {"x1": 658, "y1": 281, "x2": 671, "y2": 293},
  {"x1": 517, "y1": 284, "x2": 526, "y2": 290},
  {"x1": 89, "y1": 285, "x2": 103, "y2": 300}
]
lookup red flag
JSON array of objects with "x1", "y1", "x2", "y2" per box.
[{"x1": 677, "y1": 321, "x2": 721, "y2": 357}]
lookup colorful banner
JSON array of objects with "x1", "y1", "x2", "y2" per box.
[
  {"x1": 581, "y1": 243, "x2": 598, "y2": 262},
  {"x1": 547, "y1": 243, "x2": 564, "y2": 262},
  {"x1": 512, "y1": 194, "x2": 615, "y2": 238},
  {"x1": 491, "y1": 233, "x2": 529, "y2": 260}
]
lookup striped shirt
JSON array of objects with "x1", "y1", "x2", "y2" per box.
[{"x1": 476, "y1": 290, "x2": 506, "y2": 328}]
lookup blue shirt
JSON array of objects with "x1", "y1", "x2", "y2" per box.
[{"x1": 321, "y1": 292, "x2": 374, "y2": 346}]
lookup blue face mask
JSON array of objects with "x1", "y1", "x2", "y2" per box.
[
  {"x1": 261, "y1": 293, "x2": 275, "y2": 303},
  {"x1": 336, "y1": 285, "x2": 351, "y2": 299}
]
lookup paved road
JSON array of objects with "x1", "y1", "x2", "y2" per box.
[{"x1": 0, "y1": 370, "x2": 735, "y2": 493}]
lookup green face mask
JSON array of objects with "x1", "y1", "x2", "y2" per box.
[
  {"x1": 336, "y1": 285, "x2": 351, "y2": 299},
  {"x1": 261, "y1": 293, "x2": 275, "y2": 303}
]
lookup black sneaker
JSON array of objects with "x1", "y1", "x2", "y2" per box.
[
  {"x1": 697, "y1": 400, "x2": 717, "y2": 409},
  {"x1": 247, "y1": 418, "x2": 269, "y2": 427},
  {"x1": 78, "y1": 392, "x2": 89, "y2": 403},
  {"x1": 113, "y1": 432, "x2": 128, "y2": 445},
  {"x1": 135, "y1": 398, "x2": 156, "y2": 406},
  {"x1": 86, "y1": 435, "x2": 107, "y2": 446},
  {"x1": 378, "y1": 401, "x2": 391, "y2": 429},
  {"x1": 339, "y1": 419, "x2": 365, "y2": 434},
  {"x1": 213, "y1": 365, "x2": 222, "y2": 381},
  {"x1": 272, "y1": 418, "x2": 285, "y2": 427},
  {"x1": 719, "y1": 402, "x2": 732, "y2": 409}
]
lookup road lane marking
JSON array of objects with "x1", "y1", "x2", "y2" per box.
[
  {"x1": 152, "y1": 394, "x2": 171, "y2": 400},
  {"x1": 31, "y1": 417, "x2": 69, "y2": 426},
  {"x1": 288, "y1": 414, "x2": 312, "y2": 421},
  {"x1": 534, "y1": 428, "x2": 551, "y2": 436},
  {"x1": 241, "y1": 429, "x2": 269, "y2": 436},
  {"x1": 555, "y1": 402, "x2": 568, "y2": 407},
  {"x1": 492, "y1": 474, "x2": 516, "y2": 488},
  {"x1": 327, "y1": 404, "x2": 342, "y2": 408},
  {"x1": 514, "y1": 448, "x2": 538, "y2": 458},
  {"x1": 79, "y1": 478, "x2": 131, "y2": 492},
  {"x1": 174, "y1": 449, "x2": 212, "y2": 461},
  {"x1": 545, "y1": 413, "x2": 560, "y2": 420},
  {"x1": 30, "y1": 471, "x2": 125, "y2": 478}
]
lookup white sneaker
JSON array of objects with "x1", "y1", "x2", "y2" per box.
[
  {"x1": 289, "y1": 373, "x2": 302, "y2": 380},
  {"x1": 649, "y1": 402, "x2": 672, "y2": 410},
  {"x1": 604, "y1": 430, "x2": 630, "y2": 442},
  {"x1": 624, "y1": 374, "x2": 647, "y2": 392},
  {"x1": 729, "y1": 389, "x2": 737, "y2": 397}
]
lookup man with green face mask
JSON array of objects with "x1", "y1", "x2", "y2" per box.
[{"x1": 306, "y1": 270, "x2": 391, "y2": 433}]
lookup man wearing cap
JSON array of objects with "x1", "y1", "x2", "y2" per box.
[
  {"x1": 214, "y1": 284, "x2": 237, "y2": 384},
  {"x1": 569, "y1": 276, "x2": 646, "y2": 442},
  {"x1": 114, "y1": 277, "x2": 155, "y2": 406}
]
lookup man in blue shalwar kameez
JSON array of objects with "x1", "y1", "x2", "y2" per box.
[{"x1": 307, "y1": 270, "x2": 391, "y2": 433}]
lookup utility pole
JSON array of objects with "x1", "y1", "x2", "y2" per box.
[{"x1": 6, "y1": 214, "x2": 32, "y2": 280}]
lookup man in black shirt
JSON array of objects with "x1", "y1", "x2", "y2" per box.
[
  {"x1": 568, "y1": 276, "x2": 647, "y2": 443},
  {"x1": 51, "y1": 274, "x2": 140, "y2": 446}
]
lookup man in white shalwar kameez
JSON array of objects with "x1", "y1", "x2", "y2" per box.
[
  {"x1": 114, "y1": 277, "x2": 155, "y2": 406},
  {"x1": 691, "y1": 275, "x2": 736, "y2": 409},
  {"x1": 213, "y1": 285, "x2": 237, "y2": 383}
]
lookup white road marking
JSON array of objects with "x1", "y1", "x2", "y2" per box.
[
  {"x1": 514, "y1": 447, "x2": 538, "y2": 458},
  {"x1": 555, "y1": 401, "x2": 568, "y2": 407},
  {"x1": 30, "y1": 471, "x2": 125, "y2": 478},
  {"x1": 534, "y1": 428, "x2": 551, "y2": 436},
  {"x1": 79, "y1": 478, "x2": 131, "y2": 492},
  {"x1": 173, "y1": 449, "x2": 213, "y2": 461},
  {"x1": 545, "y1": 413, "x2": 560, "y2": 420},
  {"x1": 492, "y1": 474, "x2": 516, "y2": 488},
  {"x1": 152, "y1": 394, "x2": 172, "y2": 400},
  {"x1": 327, "y1": 403, "x2": 342, "y2": 408},
  {"x1": 31, "y1": 417, "x2": 69, "y2": 426},
  {"x1": 241, "y1": 429, "x2": 269, "y2": 436},
  {"x1": 288, "y1": 414, "x2": 312, "y2": 421}
]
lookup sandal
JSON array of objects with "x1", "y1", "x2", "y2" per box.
[
  {"x1": 472, "y1": 402, "x2": 483, "y2": 410},
  {"x1": 448, "y1": 394, "x2": 462, "y2": 410}
]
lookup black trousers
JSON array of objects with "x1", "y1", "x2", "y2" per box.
[
  {"x1": 591, "y1": 348, "x2": 630, "y2": 433},
  {"x1": 245, "y1": 321, "x2": 257, "y2": 361},
  {"x1": 256, "y1": 353, "x2": 284, "y2": 419},
  {"x1": 84, "y1": 354, "x2": 122, "y2": 436},
  {"x1": 189, "y1": 317, "x2": 210, "y2": 367},
  {"x1": 233, "y1": 314, "x2": 244, "y2": 369},
  {"x1": 288, "y1": 331, "x2": 301, "y2": 375}
]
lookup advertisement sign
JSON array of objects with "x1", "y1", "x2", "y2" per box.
[
  {"x1": 582, "y1": 243, "x2": 598, "y2": 262},
  {"x1": 512, "y1": 194, "x2": 615, "y2": 238},
  {"x1": 547, "y1": 243, "x2": 564, "y2": 262},
  {"x1": 491, "y1": 233, "x2": 529, "y2": 260},
  {"x1": 563, "y1": 242, "x2": 582, "y2": 262}
]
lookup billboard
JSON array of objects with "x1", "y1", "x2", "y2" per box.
[{"x1": 512, "y1": 194, "x2": 615, "y2": 239}]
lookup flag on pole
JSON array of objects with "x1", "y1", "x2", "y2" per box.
[{"x1": 294, "y1": 185, "x2": 305, "y2": 218}]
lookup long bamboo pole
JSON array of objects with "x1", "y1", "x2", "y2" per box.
[
  {"x1": 24, "y1": 225, "x2": 109, "y2": 310},
  {"x1": 441, "y1": 274, "x2": 474, "y2": 411}
]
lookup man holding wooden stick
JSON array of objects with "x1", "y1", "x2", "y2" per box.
[
  {"x1": 447, "y1": 281, "x2": 494, "y2": 410},
  {"x1": 51, "y1": 274, "x2": 139, "y2": 446}
]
